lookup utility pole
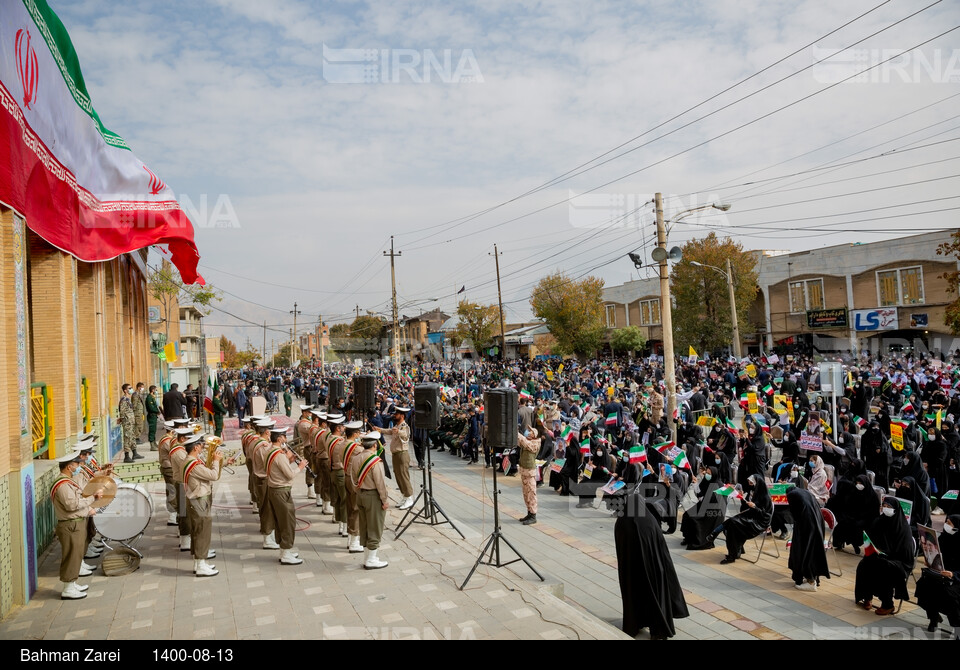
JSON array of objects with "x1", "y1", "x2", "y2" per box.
[
  {"x1": 655, "y1": 192, "x2": 677, "y2": 444},
  {"x1": 290, "y1": 301, "x2": 301, "y2": 368},
  {"x1": 289, "y1": 328, "x2": 293, "y2": 367},
  {"x1": 262, "y1": 321, "x2": 266, "y2": 370},
  {"x1": 726, "y1": 258, "x2": 742, "y2": 359},
  {"x1": 319, "y1": 313, "x2": 325, "y2": 373},
  {"x1": 356, "y1": 305, "x2": 360, "y2": 320},
  {"x1": 384, "y1": 236, "x2": 401, "y2": 374},
  {"x1": 490, "y1": 244, "x2": 506, "y2": 361}
]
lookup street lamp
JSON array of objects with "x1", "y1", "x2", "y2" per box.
[
  {"x1": 651, "y1": 195, "x2": 731, "y2": 443},
  {"x1": 689, "y1": 260, "x2": 742, "y2": 359}
]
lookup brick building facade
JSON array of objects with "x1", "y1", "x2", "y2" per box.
[{"x1": 0, "y1": 203, "x2": 152, "y2": 618}]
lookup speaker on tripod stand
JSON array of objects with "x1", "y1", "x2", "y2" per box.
[
  {"x1": 353, "y1": 375, "x2": 376, "y2": 413},
  {"x1": 395, "y1": 383, "x2": 465, "y2": 541},
  {"x1": 459, "y1": 388, "x2": 543, "y2": 589}
]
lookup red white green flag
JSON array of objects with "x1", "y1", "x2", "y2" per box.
[
  {"x1": 628, "y1": 445, "x2": 646, "y2": 464},
  {"x1": 0, "y1": 0, "x2": 203, "y2": 283},
  {"x1": 579, "y1": 438, "x2": 590, "y2": 455},
  {"x1": 560, "y1": 425, "x2": 574, "y2": 443},
  {"x1": 862, "y1": 531, "x2": 884, "y2": 557},
  {"x1": 605, "y1": 412, "x2": 617, "y2": 426},
  {"x1": 852, "y1": 415, "x2": 867, "y2": 428}
]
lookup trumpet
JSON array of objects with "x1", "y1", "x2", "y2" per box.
[{"x1": 203, "y1": 436, "x2": 239, "y2": 478}]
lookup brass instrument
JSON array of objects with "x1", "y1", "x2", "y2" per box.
[
  {"x1": 289, "y1": 449, "x2": 316, "y2": 479},
  {"x1": 203, "y1": 436, "x2": 238, "y2": 478}
]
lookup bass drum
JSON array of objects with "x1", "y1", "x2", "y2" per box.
[{"x1": 93, "y1": 483, "x2": 154, "y2": 541}]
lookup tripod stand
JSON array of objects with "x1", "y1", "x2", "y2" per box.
[
  {"x1": 459, "y1": 444, "x2": 544, "y2": 590},
  {"x1": 395, "y1": 434, "x2": 465, "y2": 540}
]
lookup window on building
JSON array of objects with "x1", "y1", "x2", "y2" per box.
[
  {"x1": 605, "y1": 304, "x2": 617, "y2": 328},
  {"x1": 639, "y1": 298, "x2": 660, "y2": 325},
  {"x1": 877, "y1": 266, "x2": 924, "y2": 306},
  {"x1": 788, "y1": 278, "x2": 824, "y2": 313}
]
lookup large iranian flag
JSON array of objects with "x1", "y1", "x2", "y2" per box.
[{"x1": 0, "y1": 0, "x2": 203, "y2": 284}]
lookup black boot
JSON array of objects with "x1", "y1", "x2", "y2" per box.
[
  {"x1": 132, "y1": 448, "x2": 145, "y2": 460},
  {"x1": 518, "y1": 513, "x2": 531, "y2": 522},
  {"x1": 522, "y1": 514, "x2": 537, "y2": 526},
  {"x1": 123, "y1": 453, "x2": 134, "y2": 463}
]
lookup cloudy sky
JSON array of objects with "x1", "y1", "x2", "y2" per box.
[{"x1": 52, "y1": 0, "x2": 960, "y2": 349}]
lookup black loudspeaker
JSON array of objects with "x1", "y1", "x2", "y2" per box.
[
  {"x1": 270, "y1": 379, "x2": 281, "y2": 393},
  {"x1": 484, "y1": 389, "x2": 518, "y2": 449},
  {"x1": 308, "y1": 390, "x2": 319, "y2": 407},
  {"x1": 353, "y1": 375, "x2": 376, "y2": 411},
  {"x1": 327, "y1": 378, "x2": 344, "y2": 404},
  {"x1": 414, "y1": 383, "x2": 441, "y2": 430}
]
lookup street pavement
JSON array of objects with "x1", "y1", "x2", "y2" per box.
[{"x1": 0, "y1": 421, "x2": 951, "y2": 640}]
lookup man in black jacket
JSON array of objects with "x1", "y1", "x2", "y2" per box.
[{"x1": 163, "y1": 383, "x2": 186, "y2": 420}]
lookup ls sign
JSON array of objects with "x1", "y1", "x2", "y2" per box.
[{"x1": 852, "y1": 308, "x2": 899, "y2": 331}]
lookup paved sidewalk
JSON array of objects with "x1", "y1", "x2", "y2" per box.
[
  {"x1": 0, "y1": 438, "x2": 624, "y2": 641},
  {"x1": 1, "y1": 435, "x2": 950, "y2": 640}
]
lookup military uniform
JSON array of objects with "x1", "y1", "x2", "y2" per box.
[
  {"x1": 328, "y1": 430, "x2": 348, "y2": 531},
  {"x1": 342, "y1": 435, "x2": 365, "y2": 552},
  {"x1": 295, "y1": 410, "x2": 316, "y2": 495},
  {"x1": 313, "y1": 422, "x2": 333, "y2": 511},
  {"x1": 265, "y1": 433, "x2": 305, "y2": 564},
  {"x1": 182, "y1": 445, "x2": 220, "y2": 575},
  {"x1": 169, "y1": 434, "x2": 193, "y2": 548},
  {"x1": 119, "y1": 394, "x2": 136, "y2": 461},
  {"x1": 157, "y1": 425, "x2": 178, "y2": 524},
  {"x1": 212, "y1": 396, "x2": 226, "y2": 437},
  {"x1": 240, "y1": 421, "x2": 260, "y2": 508},
  {"x1": 251, "y1": 426, "x2": 277, "y2": 542},
  {"x1": 145, "y1": 391, "x2": 161, "y2": 449},
  {"x1": 348, "y1": 435, "x2": 390, "y2": 569},
  {"x1": 132, "y1": 389, "x2": 146, "y2": 446},
  {"x1": 383, "y1": 418, "x2": 413, "y2": 504},
  {"x1": 52, "y1": 456, "x2": 96, "y2": 598}
]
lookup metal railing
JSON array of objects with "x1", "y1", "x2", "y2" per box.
[{"x1": 30, "y1": 383, "x2": 55, "y2": 458}]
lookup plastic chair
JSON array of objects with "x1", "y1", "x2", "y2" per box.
[{"x1": 820, "y1": 507, "x2": 842, "y2": 577}]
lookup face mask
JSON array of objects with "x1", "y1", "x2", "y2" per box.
[
  {"x1": 838, "y1": 437, "x2": 844, "y2": 444},
  {"x1": 595, "y1": 450, "x2": 602, "y2": 457},
  {"x1": 882, "y1": 507, "x2": 895, "y2": 517},
  {"x1": 747, "y1": 477, "x2": 756, "y2": 487},
  {"x1": 945, "y1": 525, "x2": 957, "y2": 535},
  {"x1": 523, "y1": 430, "x2": 530, "y2": 438},
  {"x1": 704, "y1": 474, "x2": 712, "y2": 481},
  {"x1": 791, "y1": 470, "x2": 799, "y2": 479},
  {"x1": 856, "y1": 483, "x2": 865, "y2": 491},
  {"x1": 808, "y1": 461, "x2": 816, "y2": 469}
]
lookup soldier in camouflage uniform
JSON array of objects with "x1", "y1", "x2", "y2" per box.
[
  {"x1": 132, "y1": 382, "x2": 146, "y2": 449},
  {"x1": 119, "y1": 384, "x2": 143, "y2": 463}
]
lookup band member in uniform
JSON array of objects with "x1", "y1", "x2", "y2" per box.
[
  {"x1": 327, "y1": 416, "x2": 348, "y2": 536},
  {"x1": 381, "y1": 407, "x2": 414, "y2": 510},
  {"x1": 349, "y1": 431, "x2": 390, "y2": 569},
  {"x1": 265, "y1": 427, "x2": 307, "y2": 565},
  {"x1": 342, "y1": 421, "x2": 365, "y2": 552},
  {"x1": 313, "y1": 411, "x2": 336, "y2": 513},
  {"x1": 72, "y1": 437, "x2": 110, "y2": 561},
  {"x1": 251, "y1": 418, "x2": 279, "y2": 549},
  {"x1": 157, "y1": 420, "x2": 178, "y2": 526},
  {"x1": 241, "y1": 415, "x2": 264, "y2": 512},
  {"x1": 295, "y1": 405, "x2": 317, "y2": 498},
  {"x1": 169, "y1": 423, "x2": 196, "y2": 552},
  {"x1": 52, "y1": 450, "x2": 103, "y2": 599},
  {"x1": 182, "y1": 434, "x2": 222, "y2": 577}
]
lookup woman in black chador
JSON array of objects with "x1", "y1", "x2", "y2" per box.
[{"x1": 614, "y1": 493, "x2": 689, "y2": 639}]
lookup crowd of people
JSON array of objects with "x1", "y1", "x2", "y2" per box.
[{"x1": 49, "y1": 347, "x2": 960, "y2": 638}]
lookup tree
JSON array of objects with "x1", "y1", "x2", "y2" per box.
[
  {"x1": 148, "y1": 259, "x2": 221, "y2": 340},
  {"x1": 349, "y1": 315, "x2": 384, "y2": 340},
  {"x1": 220, "y1": 335, "x2": 240, "y2": 367},
  {"x1": 270, "y1": 349, "x2": 292, "y2": 368},
  {"x1": 530, "y1": 272, "x2": 606, "y2": 358},
  {"x1": 452, "y1": 300, "x2": 501, "y2": 354},
  {"x1": 611, "y1": 326, "x2": 646, "y2": 354},
  {"x1": 670, "y1": 233, "x2": 758, "y2": 355},
  {"x1": 329, "y1": 323, "x2": 351, "y2": 338},
  {"x1": 232, "y1": 347, "x2": 260, "y2": 369},
  {"x1": 937, "y1": 230, "x2": 960, "y2": 334}
]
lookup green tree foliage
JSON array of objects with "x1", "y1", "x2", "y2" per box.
[
  {"x1": 349, "y1": 315, "x2": 384, "y2": 339},
  {"x1": 937, "y1": 229, "x2": 960, "y2": 334},
  {"x1": 670, "y1": 233, "x2": 758, "y2": 355},
  {"x1": 611, "y1": 326, "x2": 646, "y2": 354},
  {"x1": 232, "y1": 347, "x2": 260, "y2": 369},
  {"x1": 530, "y1": 272, "x2": 606, "y2": 358},
  {"x1": 148, "y1": 259, "x2": 221, "y2": 340},
  {"x1": 329, "y1": 323, "x2": 351, "y2": 338},
  {"x1": 452, "y1": 300, "x2": 501, "y2": 353}
]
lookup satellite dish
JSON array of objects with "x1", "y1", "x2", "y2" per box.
[
  {"x1": 650, "y1": 247, "x2": 668, "y2": 262},
  {"x1": 668, "y1": 246, "x2": 683, "y2": 261}
]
